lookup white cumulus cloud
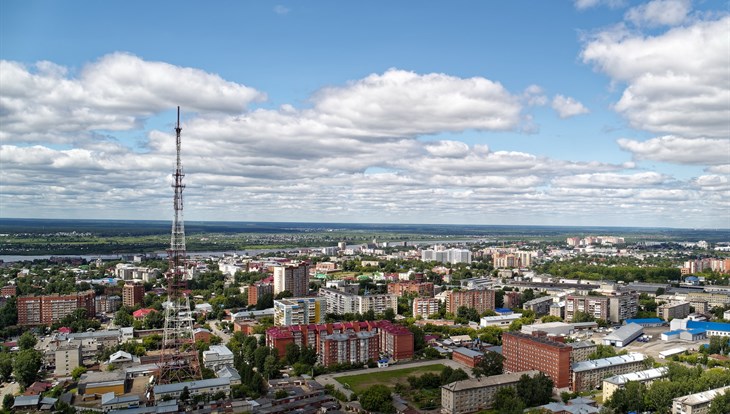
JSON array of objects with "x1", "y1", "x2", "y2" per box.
[
  {"x1": 551, "y1": 95, "x2": 590, "y2": 118},
  {"x1": 581, "y1": 16, "x2": 730, "y2": 139},
  {"x1": 625, "y1": 0, "x2": 692, "y2": 27},
  {"x1": 617, "y1": 136, "x2": 730, "y2": 165}
]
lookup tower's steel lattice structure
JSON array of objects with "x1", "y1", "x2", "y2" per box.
[{"x1": 158, "y1": 107, "x2": 201, "y2": 384}]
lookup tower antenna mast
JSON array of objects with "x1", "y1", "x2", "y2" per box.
[{"x1": 158, "y1": 107, "x2": 201, "y2": 384}]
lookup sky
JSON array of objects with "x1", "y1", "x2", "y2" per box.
[{"x1": 0, "y1": 0, "x2": 728, "y2": 229}]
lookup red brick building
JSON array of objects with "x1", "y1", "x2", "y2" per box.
[
  {"x1": 446, "y1": 289, "x2": 496, "y2": 314},
  {"x1": 1, "y1": 285, "x2": 17, "y2": 297},
  {"x1": 266, "y1": 320, "x2": 414, "y2": 366},
  {"x1": 387, "y1": 281, "x2": 435, "y2": 298},
  {"x1": 502, "y1": 331, "x2": 572, "y2": 389},
  {"x1": 233, "y1": 319, "x2": 259, "y2": 335},
  {"x1": 122, "y1": 283, "x2": 145, "y2": 308},
  {"x1": 17, "y1": 290, "x2": 95, "y2": 326},
  {"x1": 248, "y1": 281, "x2": 274, "y2": 306},
  {"x1": 319, "y1": 331, "x2": 379, "y2": 366},
  {"x1": 503, "y1": 291, "x2": 522, "y2": 309},
  {"x1": 452, "y1": 347, "x2": 484, "y2": 368}
]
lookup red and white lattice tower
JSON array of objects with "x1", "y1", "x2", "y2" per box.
[{"x1": 158, "y1": 107, "x2": 201, "y2": 384}]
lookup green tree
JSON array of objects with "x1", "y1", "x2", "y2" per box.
[
  {"x1": 492, "y1": 387, "x2": 525, "y2": 414},
  {"x1": 472, "y1": 351, "x2": 504, "y2": 378},
  {"x1": 572, "y1": 311, "x2": 595, "y2": 323},
  {"x1": 18, "y1": 331, "x2": 37, "y2": 350},
  {"x1": 456, "y1": 306, "x2": 480, "y2": 322},
  {"x1": 71, "y1": 366, "x2": 88, "y2": 381},
  {"x1": 0, "y1": 352, "x2": 13, "y2": 381},
  {"x1": 517, "y1": 372, "x2": 553, "y2": 407},
  {"x1": 709, "y1": 390, "x2": 730, "y2": 414},
  {"x1": 114, "y1": 308, "x2": 134, "y2": 327},
  {"x1": 588, "y1": 344, "x2": 617, "y2": 360},
  {"x1": 607, "y1": 381, "x2": 646, "y2": 414},
  {"x1": 180, "y1": 386, "x2": 191, "y2": 402},
  {"x1": 359, "y1": 384, "x2": 394, "y2": 413},
  {"x1": 12, "y1": 349, "x2": 42, "y2": 387},
  {"x1": 2, "y1": 394, "x2": 14, "y2": 410},
  {"x1": 383, "y1": 308, "x2": 396, "y2": 322},
  {"x1": 285, "y1": 343, "x2": 300, "y2": 366}
]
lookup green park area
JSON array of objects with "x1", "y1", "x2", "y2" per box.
[{"x1": 335, "y1": 363, "x2": 447, "y2": 394}]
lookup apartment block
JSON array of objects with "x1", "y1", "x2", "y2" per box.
[
  {"x1": 421, "y1": 247, "x2": 472, "y2": 264},
  {"x1": 523, "y1": 296, "x2": 554, "y2": 316},
  {"x1": 607, "y1": 291, "x2": 639, "y2": 323},
  {"x1": 95, "y1": 295, "x2": 122, "y2": 314},
  {"x1": 202, "y1": 345, "x2": 235, "y2": 371},
  {"x1": 569, "y1": 341, "x2": 597, "y2": 363},
  {"x1": 17, "y1": 290, "x2": 96, "y2": 326},
  {"x1": 446, "y1": 289, "x2": 495, "y2": 315},
  {"x1": 493, "y1": 251, "x2": 535, "y2": 269},
  {"x1": 122, "y1": 283, "x2": 145, "y2": 308},
  {"x1": 387, "y1": 281, "x2": 434, "y2": 297},
  {"x1": 412, "y1": 297, "x2": 440, "y2": 319},
  {"x1": 273, "y1": 297, "x2": 325, "y2": 326},
  {"x1": 1, "y1": 285, "x2": 17, "y2": 297},
  {"x1": 503, "y1": 291, "x2": 522, "y2": 309},
  {"x1": 318, "y1": 331, "x2": 379, "y2": 366},
  {"x1": 571, "y1": 353, "x2": 647, "y2": 392},
  {"x1": 273, "y1": 263, "x2": 309, "y2": 297},
  {"x1": 658, "y1": 301, "x2": 691, "y2": 321},
  {"x1": 502, "y1": 331, "x2": 572, "y2": 389},
  {"x1": 266, "y1": 320, "x2": 414, "y2": 366},
  {"x1": 318, "y1": 287, "x2": 397, "y2": 316},
  {"x1": 671, "y1": 385, "x2": 730, "y2": 414},
  {"x1": 248, "y1": 281, "x2": 274, "y2": 306},
  {"x1": 441, "y1": 371, "x2": 540, "y2": 414},
  {"x1": 565, "y1": 295, "x2": 609, "y2": 322},
  {"x1": 54, "y1": 340, "x2": 82, "y2": 377}
]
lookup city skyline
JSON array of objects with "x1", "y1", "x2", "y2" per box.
[{"x1": 0, "y1": 0, "x2": 728, "y2": 228}]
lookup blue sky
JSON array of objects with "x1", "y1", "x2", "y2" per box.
[{"x1": 0, "y1": 0, "x2": 728, "y2": 228}]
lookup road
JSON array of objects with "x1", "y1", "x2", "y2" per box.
[
  {"x1": 209, "y1": 320, "x2": 232, "y2": 344},
  {"x1": 314, "y1": 358, "x2": 469, "y2": 399},
  {"x1": 0, "y1": 382, "x2": 20, "y2": 400}
]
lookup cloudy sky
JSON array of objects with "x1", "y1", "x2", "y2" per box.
[{"x1": 0, "y1": 0, "x2": 728, "y2": 228}]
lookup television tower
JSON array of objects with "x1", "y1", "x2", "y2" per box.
[{"x1": 158, "y1": 107, "x2": 201, "y2": 384}]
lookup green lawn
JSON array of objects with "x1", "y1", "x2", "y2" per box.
[{"x1": 335, "y1": 364, "x2": 447, "y2": 393}]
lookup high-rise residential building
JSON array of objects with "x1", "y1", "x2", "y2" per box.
[
  {"x1": 387, "y1": 281, "x2": 434, "y2": 297},
  {"x1": 273, "y1": 263, "x2": 309, "y2": 297},
  {"x1": 95, "y1": 295, "x2": 122, "y2": 314},
  {"x1": 502, "y1": 331, "x2": 572, "y2": 389},
  {"x1": 412, "y1": 297, "x2": 440, "y2": 319},
  {"x1": 318, "y1": 287, "x2": 398, "y2": 316},
  {"x1": 123, "y1": 283, "x2": 145, "y2": 308},
  {"x1": 446, "y1": 289, "x2": 495, "y2": 315},
  {"x1": 17, "y1": 290, "x2": 96, "y2": 326},
  {"x1": 492, "y1": 251, "x2": 536, "y2": 269},
  {"x1": 318, "y1": 331, "x2": 379, "y2": 366},
  {"x1": 247, "y1": 281, "x2": 274, "y2": 306},
  {"x1": 421, "y1": 247, "x2": 472, "y2": 264},
  {"x1": 607, "y1": 291, "x2": 639, "y2": 323},
  {"x1": 565, "y1": 295, "x2": 609, "y2": 322},
  {"x1": 266, "y1": 320, "x2": 414, "y2": 365},
  {"x1": 657, "y1": 301, "x2": 691, "y2": 321},
  {"x1": 274, "y1": 297, "x2": 325, "y2": 326}
]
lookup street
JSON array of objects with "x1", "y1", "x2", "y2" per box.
[{"x1": 209, "y1": 320, "x2": 232, "y2": 344}]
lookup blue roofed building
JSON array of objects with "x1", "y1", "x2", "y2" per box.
[{"x1": 624, "y1": 318, "x2": 664, "y2": 327}]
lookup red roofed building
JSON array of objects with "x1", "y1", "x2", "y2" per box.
[{"x1": 133, "y1": 308, "x2": 156, "y2": 320}]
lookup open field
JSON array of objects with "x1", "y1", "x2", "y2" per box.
[{"x1": 335, "y1": 364, "x2": 447, "y2": 393}]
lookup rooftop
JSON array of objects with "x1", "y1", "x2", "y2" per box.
[
  {"x1": 603, "y1": 367, "x2": 668, "y2": 385},
  {"x1": 687, "y1": 320, "x2": 730, "y2": 333},
  {"x1": 154, "y1": 377, "x2": 230, "y2": 395},
  {"x1": 572, "y1": 353, "x2": 646, "y2": 372},
  {"x1": 453, "y1": 347, "x2": 484, "y2": 358},
  {"x1": 673, "y1": 385, "x2": 730, "y2": 406},
  {"x1": 205, "y1": 345, "x2": 233, "y2": 357},
  {"x1": 625, "y1": 318, "x2": 663, "y2": 324},
  {"x1": 442, "y1": 370, "x2": 540, "y2": 392},
  {"x1": 603, "y1": 323, "x2": 643, "y2": 342}
]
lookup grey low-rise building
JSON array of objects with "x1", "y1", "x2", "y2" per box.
[
  {"x1": 601, "y1": 323, "x2": 643, "y2": 347},
  {"x1": 153, "y1": 377, "x2": 231, "y2": 401},
  {"x1": 441, "y1": 371, "x2": 540, "y2": 414},
  {"x1": 571, "y1": 353, "x2": 647, "y2": 392},
  {"x1": 672, "y1": 385, "x2": 730, "y2": 414}
]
